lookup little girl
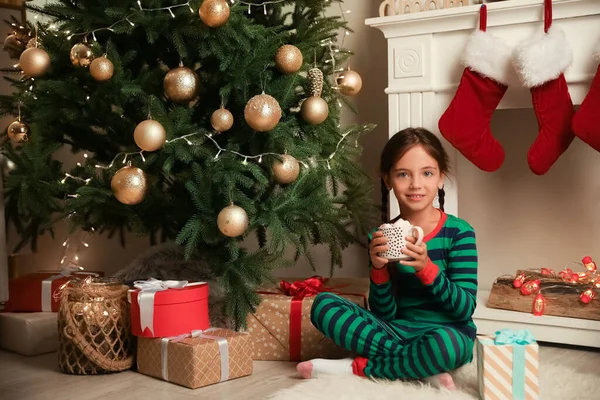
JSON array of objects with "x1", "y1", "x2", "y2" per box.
[{"x1": 297, "y1": 128, "x2": 478, "y2": 390}]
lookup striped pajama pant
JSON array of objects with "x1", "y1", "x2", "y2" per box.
[{"x1": 310, "y1": 292, "x2": 474, "y2": 380}]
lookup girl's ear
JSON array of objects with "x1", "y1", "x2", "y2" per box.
[
  {"x1": 438, "y1": 173, "x2": 445, "y2": 190},
  {"x1": 383, "y1": 174, "x2": 391, "y2": 190}
]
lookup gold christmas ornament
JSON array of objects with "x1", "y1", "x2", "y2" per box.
[
  {"x1": 19, "y1": 47, "x2": 50, "y2": 77},
  {"x1": 3, "y1": 34, "x2": 25, "y2": 57},
  {"x1": 90, "y1": 56, "x2": 114, "y2": 81},
  {"x1": 301, "y1": 96, "x2": 329, "y2": 125},
  {"x1": 134, "y1": 120, "x2": 166, "y2": 152},
  {"x1": 163, "y1": 65, "x2": 200, "y2": 104},
  {"x1": 275, "y1": 45, "x2": 303, "y2": 74},
  {"x1": 211, "y1": 107, "x2": 234, "y2": 133},
  {"x1": 70, "y1": 42, "x2": 95, "y2": 68},
  {"x1": 111, "y1": 166, "x2": 147, "y2": 205},
  {"x1": 199, "y1": 0, "x2": 230, "y2": 28},
  {"x1": 336, "y1": 68, "x2": 362, "y2": 96},
  {"x1": 244, "y1": 93, "x2": 281, "y2": 132},
  {"x1": 307, "y1": 67, "x2": 324, "y2": 97},
  {"x1": 272, "y1": 154, "x2": 300, "y2": 184},
  {"x1": 7, "y1": 120, "x2": 29, "y2": 143},
  {"x1": 217, "y1": 203, "x2": 248, "y2": 237}
]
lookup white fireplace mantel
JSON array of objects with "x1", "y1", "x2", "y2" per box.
[{"x1": 366, "y1": 0, "x2": 600, "y2": 348}]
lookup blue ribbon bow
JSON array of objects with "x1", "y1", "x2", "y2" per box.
[{"x1": 494, "y1": 329, "x2": 535, "y2": 346}]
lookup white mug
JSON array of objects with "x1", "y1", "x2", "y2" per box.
[{"x1": 377, "y1": 220, "x2": 424, "y2": 261}]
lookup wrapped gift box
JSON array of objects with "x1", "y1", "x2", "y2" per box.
[
  {"x1": 0, "y1": 312, "x2": 58, "y2": 356},
  {"x1": 129, "y1": 279, "x2": 210, "y2": 338},
  {"x1": 477, "y1": 329, "x2": 540, "y2": 400},
  {"x1": 247, "y1": 276, "x2": 369, "y2": 361},
  {"x1": 137, "y1": 328, "x2": 253, "y2": 389},
  {"x1": 4, "y1": 270, "x2": 104, "y2": 312}
]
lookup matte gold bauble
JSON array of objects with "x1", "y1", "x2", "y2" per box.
[
  {"x1": 275, "y1": 45, "x2": 303, "y2": 74},
  {"x1": 336, "y1": 68, "x2": 362, "y2": 96},
  {"x1": 7, "y1": 120, "x2": 29, "y2": 143},
  {"x1": 199, "y1": 0, "x2": 230, "y2": 28},
  {"x1": 301, "y1": 96, "x2": 329, "y2": 125},
  {"x1": 163, "y1": 66, "x2": 200, "y2": 104},
  {"x1": 217, "y1": 203, "x2": 248, "y2": 237},
  {"x1": 211, "y1": 107, "x2": 234, "y2": 133},
  {"x1": 111, "y1": 166, "x2": 147, "y2": 205},
  {"x1": 70, "y1": 42, "x2": 94, "y2": 68},
  {"x1": 90, "y1": 56, "x2": 114, "y2": 81},
  {"x1": 134, "y1": 120, "x2": 166, "y2": 152},
  {"x1": 244, "y1": 93, "x2": 281, "y2": 132},
  {"x1": 19, "y1": 47, "x2": 50, "y2": 77},
  {"x1": 272, "y1": 154, "x2": 300, "y2": 184}
]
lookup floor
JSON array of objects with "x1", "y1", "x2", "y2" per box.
[{"x1": 1, "y1": 343, "x2": 599, "y2": 399}]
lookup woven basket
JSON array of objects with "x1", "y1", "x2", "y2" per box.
[{"x1": 58, "y1": 277, "x2": 134, "y2": 374}]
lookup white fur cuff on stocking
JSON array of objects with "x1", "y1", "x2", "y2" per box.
[
  {"x1": 463, "y1": 30, "x2": 514, "y2": 86},
  {"x1": 512, "y1": 26, "x2": 573, "y2": 88}
]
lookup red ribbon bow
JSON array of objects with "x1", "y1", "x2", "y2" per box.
[{"x1": 279, "y1": 276, "x2": 331, "y2": 300}]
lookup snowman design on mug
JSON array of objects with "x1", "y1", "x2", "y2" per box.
[{"x1": 377, "y1": 218, "x2": 424, "y2": 261}]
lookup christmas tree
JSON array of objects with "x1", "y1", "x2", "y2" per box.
[{"x1": 1, "y1": 0, "x2": 375, "y2": 328}]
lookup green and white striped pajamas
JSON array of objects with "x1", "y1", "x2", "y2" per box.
[{"x1": 310, "y1": 212, "x2": 478, "y2": 380}]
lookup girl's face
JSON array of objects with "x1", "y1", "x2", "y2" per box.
[{"x1": 383, "y1": 145, "x2": 445, "y2": 215}]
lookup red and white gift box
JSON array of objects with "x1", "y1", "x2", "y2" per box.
[
  {"x1": 4, "y1": 268, "x2": 103, "y2": 312},
  {"x1": 129, "y1": 278, "x2": 210, "y2": 338}
]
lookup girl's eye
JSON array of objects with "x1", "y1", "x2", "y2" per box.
[
  {"x1": 397, "y1": 172, "x2": 408, "y2": 178},
  {"x1": 424, "y1": 171, "x2": 434, "y2": 177}
]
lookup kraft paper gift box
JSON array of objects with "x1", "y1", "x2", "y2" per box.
[
  {"x1": 247, "y1": 276, "x2": 370, "y2": 361},
  {"x1": 137, "y1": 328, "x2": 253, "y2": 389},
  {"x1": 0, "y1": 312, "x2": 58, "y2": 356},
  {"x1": 477, "y1": 329, "x2": 539, "y2": 400}
]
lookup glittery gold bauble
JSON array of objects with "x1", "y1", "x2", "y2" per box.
[
  {"x1": 199, "y1": 0, "x2": 230, "y2": 28},
  {"x1": 336, "y1": 68, "x2": 362, "y2": 96},
  {"x1": 275, "y1": 45, "x2": 303, "y2": 74},
  {"x1": 7, "y1": 120, "x2": 29, "y2": 143},
  {"x1": 19, "y1": 47, "x2": 50, "y2": 77},
  {"x1": 70, "y1": 42, "x2": 94, "y2": 68},
  {"x1": 307, "y1": 67, "x2": 324, "y2": 97},
  {"x1": 211, "y1": 107, "x2": 234, "y2": 133},
  {"x1": 90, "y1": 56, "x2": 114, "y2": 81},
  {"x1": 163, "y1": 66, "x2": 200, "y2": 104},
  {"x1": 301, "y1": 96, "x2": 329, "y2": 125},
  {"x1": 272, "y1": 154, "x2": 300, "y2": 184},
  {"x1": 244, "y1": 93, "x2": 281, "y2": 132},
  {"x1": 134, "y1": 120, "x2": 166, "y2": 152},
  {"x1": 111, "y1": 166, "x2": 147, "y2": 205},
  {"x1": 217, "y1": 203, "x2": 248, "y2": 237}
]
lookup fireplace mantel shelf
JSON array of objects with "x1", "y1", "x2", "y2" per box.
[{"x1": 366, "y1": 0, "x2": 600, "y2": 348}]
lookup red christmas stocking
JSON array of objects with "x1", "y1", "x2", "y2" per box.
[
  {"x1": 572, "y1": 41, "x2": 600, "y2": 152},
  {"x1": 512, "y1": 0, "x2": 575, "y2": 175},
  {"x1": 438, "y1": 5, "x2": 512, "y2": 172}
]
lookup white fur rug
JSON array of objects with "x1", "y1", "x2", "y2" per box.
[{"x1": 267, "y1": 360, "x2": 597, "y2": 400}]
